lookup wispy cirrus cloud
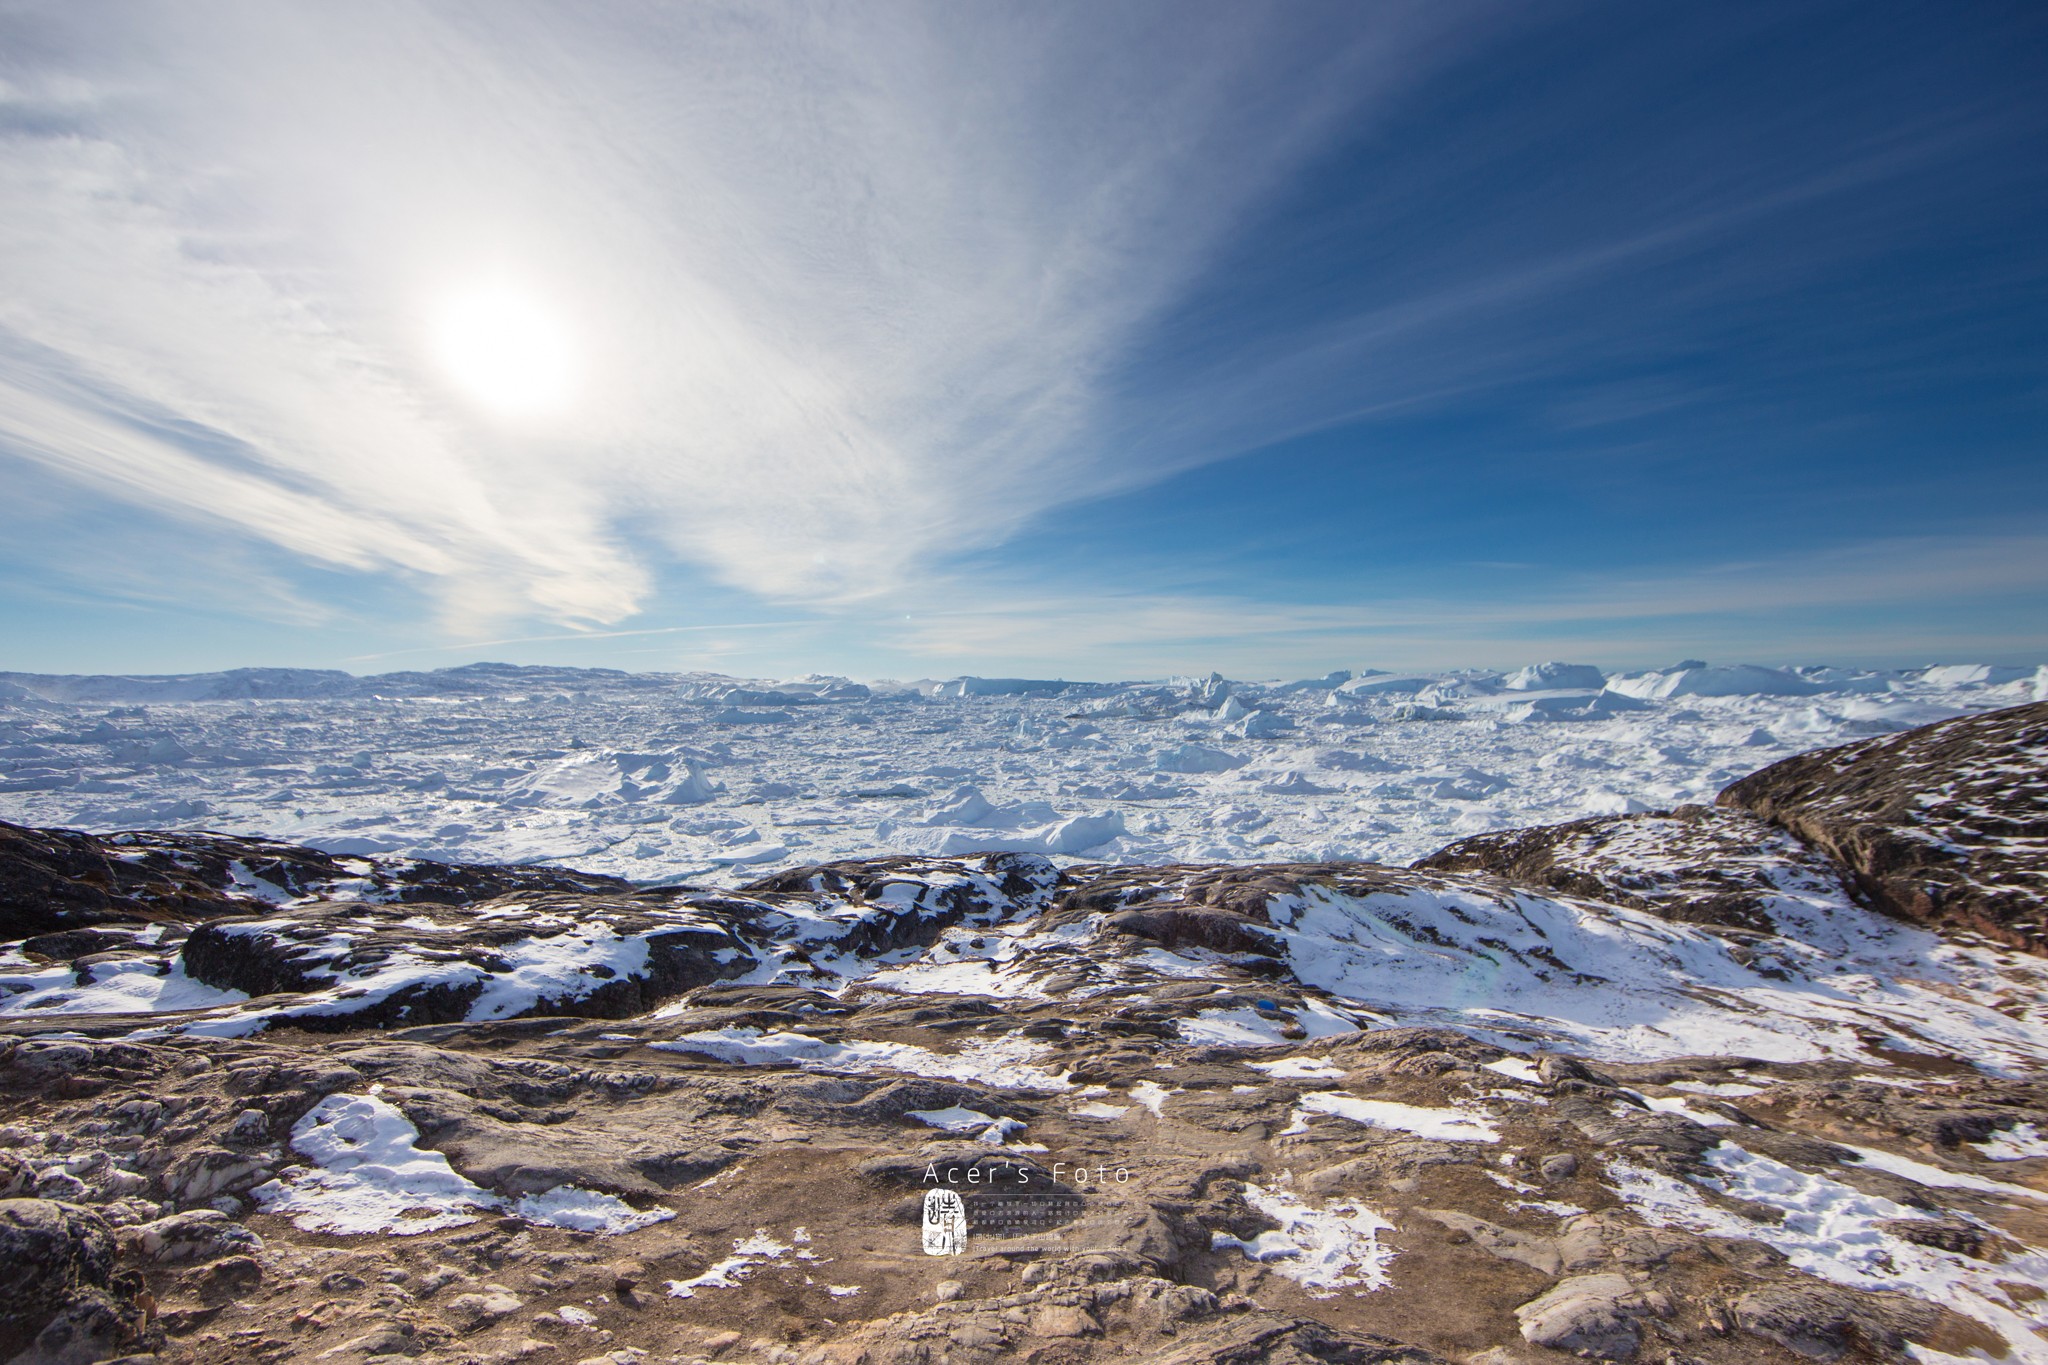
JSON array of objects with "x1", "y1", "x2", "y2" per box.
[
  {"x1": 7, "y1": 1, "x2": 2040, "y2": 678},
  {"x1": 877, "y1": 532, "x2": 2048, "y2": 676},
  {"x1": 0, "y1": 0, "x2": 1483, "y2": 626}
]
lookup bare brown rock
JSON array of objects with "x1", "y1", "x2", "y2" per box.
[
  {"x1": 0, "y1": 818, "x2": 632, "y2": 940},
  {"x1": 1719, "y1": 700, "x2": 2048, "y2": 952},
  {"x1": 0, "y1": 704, "x2": 2045, "y2": 1365},
  {"x1": 1415, "y1": 804, "x2": 1822, "y2": 934}
]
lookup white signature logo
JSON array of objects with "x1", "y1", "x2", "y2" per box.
[{"x1": 922, "y1": 1189, "x2": 968, "y2": 1256}]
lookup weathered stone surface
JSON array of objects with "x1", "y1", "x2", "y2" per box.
[
  {"x1": 446, "y1": 1289, "x2": 525, "y2": 1331},
  {"x1": 1733, "y1": 1281, "x2": 1950, "y2": 1362},
  {"x1": 0, "y1": 1199, "x2": 141, "y2": 1359},
  {"x1": 1720, "y1": 700, "x2": 2048, "y2": 952},
  {"x1": 1415, "y1": 803, "x2": 1837, "y2": 933},
  {"x1": 1145, "y1": 1313, "x2": 1455, "y2": 1363},
  {"x1": 9, "y1": 1286, "x2": 150, "y2": 1365},
  {"x1": 0, "y1": 1203, "x2": 114, "y2": 1350},
  {"x1": 0, "y1": 817, "x2": 631, "y2": 939},
  {"x1": 115, "y1": 1209, "x2": 262, "y2": 1264},
  {"x1": 159, "y1": 1147, "x2": 271, "y2": 1207},
  {"x1": 0, "y1": 708, "x2": 2042, "y2": 1365},
  {"x1": 1514, "y1": 1273, "x2": 1667, "y2": 1360}
]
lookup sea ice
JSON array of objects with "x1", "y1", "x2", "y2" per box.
[{"x1": 0, "y1": 660, "x2": 2024, "y2": 888}]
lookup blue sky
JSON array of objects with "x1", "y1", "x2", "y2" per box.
[{"x1": 1, "y1": 0, "x2": 2043, "y2": 680}]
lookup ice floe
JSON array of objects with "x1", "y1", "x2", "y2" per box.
[{"x1": 1, "y1": 660, "x2": 2031, "y2": 885}]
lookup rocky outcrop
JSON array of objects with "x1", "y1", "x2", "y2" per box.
[
  {"x1": 179, "y1": 895, "x2": 757, "y2": 1030},
  {"x1": 1731, "y1": 1282, "x2": 1956, "y2": 1362},
  {"x1": 0, "y1": 817, "x2": 633, "y2": 939},
  {"x1": 0, "y1": 1198, "x2": 157, "y2": 1361},
  {"x1": 0, "y1": 705, "x2": 2044, "y2": 1364},
  {"x1": 0, "y1": 1004, "x2": 2037, "y2": 1365},
  {"x1": 1719, "y1": 700, "x2": 2048, "y2": 952},
  {"x1": 1413, "y1": 803, "x2": 1843, "y2": 933},
  {"x1": 742, "y1": 850, "x2": 1062, "y2": 956}
]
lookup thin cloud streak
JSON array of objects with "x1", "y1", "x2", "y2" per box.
[
  {"x1": 880, "y1": 533, "x2": 2048, "y2": 673},
  {"x1": 1107, "y1": 120, "x2": 1997, "y2": 485},
  {"x1": 341, "y1": 619, "x2": 815, "y2": 664}
]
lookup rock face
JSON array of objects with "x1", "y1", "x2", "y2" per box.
[
  {"x1": 0, "y1": 817, "x2": 633, "y2": 939},
  {"x1": 0, "y1": 1198, "x2": 156, "y2": 1361},
  {"x1": 1414, "y1": 803, "x2": 1841, "y2": 934},
  {"x1": 177, "y1": 896, "x2": 758, "y2": 1030},
  {"x1": 0, "y1": 704, "x2": 2044, "y2": 1365},
  {"x1": 1720, "y1": 700, "x2": 2048, "y2": 952}
]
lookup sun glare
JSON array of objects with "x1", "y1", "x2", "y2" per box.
[{"x1": 430, "y1": 282, "x2": 577, "y2": 419}]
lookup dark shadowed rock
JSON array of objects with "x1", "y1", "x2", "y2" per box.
[
  {"x1": 0, "y1": 817, "x2": 634, "y2": 938},
  {"x1": 1719, "y1": 701, "x2": 2048, "y2": 952},
  {"x1": 1051, "y1": 861, "x2": 1412, "y2": 927},
  {"x1": 1733, "y1": 1281, "x2": 1953, "y2": 1362},
  {"x1": 1147, "y1": 1314, "x2": 1454, "y2": 1363},
  {"x1": 0, "y1": 1199, "x2": 134, "y2": 1358},
  {"x1": 1102, "y1": 906, "x2": 1290, "y2": 957},
  {"x1": 739, "y1": 850, "x2": 1061, "y2": 956},
  {"x1": 116, "y1": 1209, "x2": 262, "y2": 1264},
  {"x1": 179, "y1": 895, "x2": 757, "y2": 1029}
]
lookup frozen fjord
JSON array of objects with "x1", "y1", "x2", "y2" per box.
[{"x1": 0, "y1": 660, "x2": 2040, "y2": 888}]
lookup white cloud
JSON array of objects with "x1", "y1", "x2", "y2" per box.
[{"x1": 0, "y1": 0, "x2": 1473, "y2": 626}]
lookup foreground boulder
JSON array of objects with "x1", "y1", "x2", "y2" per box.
[
  {"x1": 1720, "y1": 700, "x2": 2048, "y2": 952},
  {"x1": 0, "y1": 1198, "x2": 154, "y2": 1360}
]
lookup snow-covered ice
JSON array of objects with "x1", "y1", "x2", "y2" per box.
[{"x1": 1, "y1": 660, "x2": 2034, "y2": 887}]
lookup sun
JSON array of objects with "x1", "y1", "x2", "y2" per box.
[{"x1": 430, "y1": 281, "x2": 577, "y2": 419}]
